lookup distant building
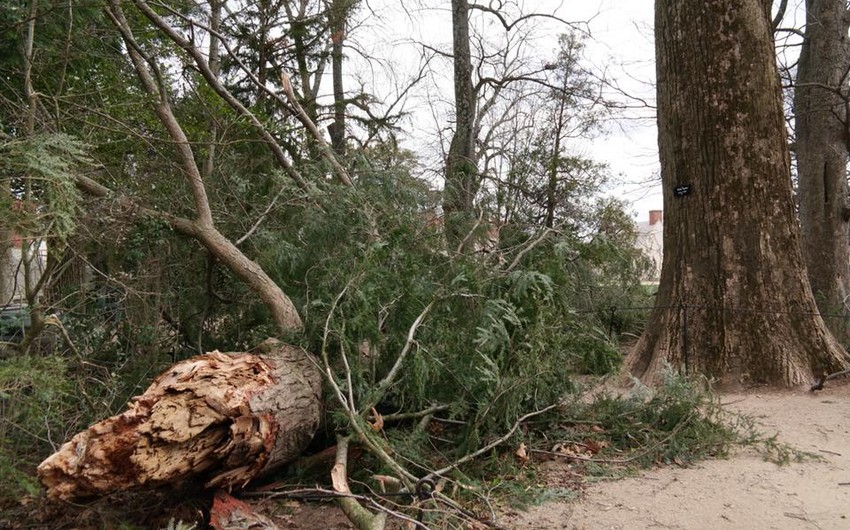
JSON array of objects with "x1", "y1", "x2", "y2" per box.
[
  {"x1": 635, "y1": 210, "x2": 663, "y2": 283},
  {"x1": 1, "y1": 236, "x2": 47, "y2": 306}
]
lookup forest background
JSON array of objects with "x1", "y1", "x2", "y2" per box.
[{"x1": 1, "y1": 0, "x2": 846, "y2": 528}]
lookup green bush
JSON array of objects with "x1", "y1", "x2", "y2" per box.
[{"x1": 0, "y1": 356, "x2": 76, "y2": 504}]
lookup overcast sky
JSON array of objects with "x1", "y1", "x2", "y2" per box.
[
  {"x1": 351, "y1": 0, "x2": 662, "y2": 218},
  {"x1": 339, "y1": 0, "x2": 809, "y2": 221},
  {"x1": 566, "y1": 0, "x2": 660, "y2": 219}
]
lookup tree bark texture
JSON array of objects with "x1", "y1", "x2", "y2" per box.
[
  {"x1": 37, "y1": 339, "x2": 322, "y2": 501},
  {"x1": 444, "y1": 0, "x2": 479, "y2": 249},
  {"x1": 0, "y1": 240, "x2": 14, "y2": 306},
  {"x1": 629, "y1": 0, "x2": 848, "y2": 386},
  {"x1": 329, "y1": 0, "x2": 350, "y2": 156},
  {"x1": 794, "y1": 0, "x2": 850, "y2": 339}
]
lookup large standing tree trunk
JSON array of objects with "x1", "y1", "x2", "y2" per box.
[
  {"x1": 443, "y1": 0, "x2": 478, "y2": 249},
  {"x1": 38, "y1": 339, "x2": 322, "y2": 501},
  {"x1": 628, "y1": 0, "x2": 848, "y2": 386},
  {"x1": 794, "y1": 0, "x2": 850, "y2": 341}
]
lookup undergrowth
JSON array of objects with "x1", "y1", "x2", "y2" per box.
[
  {"x1": 443, "y1": 367, "x2": 808, "y2": 514},
  {"x1": 256, "y1": 368, "x2": 802, "y2": 529}
]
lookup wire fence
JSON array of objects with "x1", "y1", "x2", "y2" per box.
[{"x1": 574, "y1": 302, "x2": 850, "y2": 374}]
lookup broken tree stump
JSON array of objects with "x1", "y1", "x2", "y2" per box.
[{"x1": 38, "y1": 338, "x2": 322, "y2": 501}]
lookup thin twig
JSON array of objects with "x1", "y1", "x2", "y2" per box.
[
  {"x1": 382, "y1": 405, "x2": 450, "y2": 423},
  {"x1": 319, "y1": 278, "x2": 418, "y2": 484},
  {"x1": 504, "y1": 228, "x2": 552, "y2": 272},
  {"x1": 429, "y1": 401, "x2": 563, "y2": 478},
  {"x1": 321, "y1": 277, "x2": 359, "y2": 412},
  {"x1": 279, "y1": 71, "x2": 353, "y2": 187},
  {"x1": 455, "y1": 209, "x2": 486, "y2": 254}
]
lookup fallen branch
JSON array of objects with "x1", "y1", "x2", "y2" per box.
[
  {"x1": 362, "y1": 300, "x2": 436, "y2": 415},
  {"x1": 332, "y1": 435, "x2": 387, "y2": 530},
  {"x1": 279, "y1": 71, "x2": 353, "y2": 187},
  {"x1": 429, "y1": 401, "x2": 563, "y2": 478}
]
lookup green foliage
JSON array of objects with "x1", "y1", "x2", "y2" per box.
[
  {"x1": 0, "y1": 133, "x2": 88, "y2": 244},
  {"x1": 0, "y1": 0, "x2": 656, "y2": 518},
  {"x1": 0, "y1": 355, "x2": 76, "y2": 504},
  {"x1": 558, "y1": 369, "x2": 740, "y2": 467},
  {"x1": 236, "y1": 159, "x2": 645, "y2": 461}
]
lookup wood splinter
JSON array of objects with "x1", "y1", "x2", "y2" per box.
[{"x1": 37, "y1": 338, "x2": 322, "y2": 501}]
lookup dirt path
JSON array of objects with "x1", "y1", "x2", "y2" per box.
[{"x1": 508, "y1": 380, "x2": 850, "y2": 530}]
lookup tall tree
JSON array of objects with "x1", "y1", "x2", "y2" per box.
[
  {"x1": 327, "y1": 0, "x2": 353, "y2": 156},
  {"x1": 629, "y1": 0, "x2": 848, "y2": 385},
  {"x1": 443, "y1": 0, "x2": 477, "y2": 249},
  {"x1": 794, "y1": 0, "x2": 850, "y2": 340}
]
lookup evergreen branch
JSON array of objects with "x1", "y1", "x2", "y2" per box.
[
  {"x1": 428, "y1": 400, "x2": 562, "y2": 478},
  {"x1": 381, "y1": 404, "x2": 450, "y2": 423},
  {"x1": 504, "y1": 227, "x2": 552, "y2": 272},
  {"x1": 362, "y1": 299, "x2": 435, "y2": 415},
  {"x1": 321, "y1": 276, "x2": 359, "y2": 413},
  {"x1": 279, "y1": 71, "x2": 354, "y2": 187},
  {"x1": 320, "y1": 278, "x2": 419, "y2": 486},
  {"x1": 105, "y1": 1, "x2": 214, "y2": 226}
]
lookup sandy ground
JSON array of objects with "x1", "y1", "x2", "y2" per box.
[{"x1": 508, "y1": 380, "x2": 850, "y2": 530}]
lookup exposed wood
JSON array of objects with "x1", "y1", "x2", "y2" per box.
[
  {"x1": 210, "y1": 490, "x2": 282, "y2": 530},
  {"x1": 332, "y1": 435, "x2": 387, "y2": 530},
  {"x1": 37, "y1": 339, "x2": 322, "y2": 501}
]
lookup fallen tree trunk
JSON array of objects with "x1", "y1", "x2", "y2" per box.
[{"x1": 38, "y1": 338, "x2": 322, "y2": 501}]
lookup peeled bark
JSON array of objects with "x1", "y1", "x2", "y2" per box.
[
  {"x1": 38, "y1": 339, "x2": 321, "y2": 501},
  {"x1": 629, "y1": 0, "x2": 849, "y2": 386}
]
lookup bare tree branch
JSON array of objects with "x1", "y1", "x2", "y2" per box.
[
  {"x1": 468, "y1": 3, "x2": 584, "y2": 34},
  {"x1": 130, "y1": 0, "x2": 310, "y2": 191}
]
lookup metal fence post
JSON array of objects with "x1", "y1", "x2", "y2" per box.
[
  {"x1": 607, "y1": 306, "x2": 617, "y2": 339},
  {"x1": 680, "y1": 302, "x2": 689, "y2": 375}
]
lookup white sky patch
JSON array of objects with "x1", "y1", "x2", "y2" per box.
[{"x1": 345, "y1": 0, "x2": 662, "y2": 216}]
